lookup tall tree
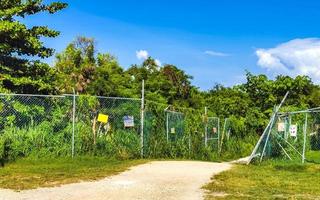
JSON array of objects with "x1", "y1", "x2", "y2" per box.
[
  {"x1": 55, "y1": 37, "x2": 96, "y2": 94},
  {"x1": 0, "y1": 0, "x2": 67, "y2": 93},
  {"x1": 88, "y1": 53, "x2": 134, "y2": 97},
  {"x1": 160, "y1": 64, "x2": 192, "y2": 105}
]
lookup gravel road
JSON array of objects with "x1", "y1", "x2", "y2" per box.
[{"x1": 0, "y1": 161, "x2": 231, "y2": 200}]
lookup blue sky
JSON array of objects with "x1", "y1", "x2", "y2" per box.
[{"x1": 26, "y1": 0, "x2": 320, "y2": 90}]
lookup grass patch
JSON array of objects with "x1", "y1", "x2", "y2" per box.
[
  {"x1": 204, "y1": 161, "x2": 320, "y2": 199},
  {"x1": 306, "y1": 150, "x2": 320, "y2": 164},
  {"x1": 0, "y1": 156, "x2": 147, "y2": 190}
]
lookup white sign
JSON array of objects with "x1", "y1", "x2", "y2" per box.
[
  {"x1": 212, "y1": 127, "x2": 217, "y2": 134},
  {"x1": 277, "y1": 122, "x2": 285, "y2": 132},
  {"x1": 290, "y1": 125, "x2": 297, "y2": 137},
  {"x1": 171, "y1": 127, "x2": 176, "y2": 134},
  {"x1": 123, "y1": 116, "x2": 134, "y2": 127}
]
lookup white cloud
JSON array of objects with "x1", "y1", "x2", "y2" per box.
[
  {"x1": 155, "y1": 59, "x2": 162, "y2": 66},
  {"x1": 204, "y1": 50, "x2": 230, "y2": 57},
  {"x1": 256, "y1": 38, "x2": 320, "y2": 82},
  {"x1": 136, "y1": 49, "x2": 162, "y2": 66},
  {"x1": 136, "y1": 50, "x2": 149, "y2": 60}
]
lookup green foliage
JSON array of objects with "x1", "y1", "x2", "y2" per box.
[
  {"x1": 0, "y1": 0, "x2": 67, "y2": 93},
  {"x1": 0, "y1": 121, "x2": 142, "y2": 162},
  {"x1": 0, "y1": 122, "x2": 71, "y2": 159},
  {"x1": 54, "y1": 38, "x2": 196, "y2": 106}
]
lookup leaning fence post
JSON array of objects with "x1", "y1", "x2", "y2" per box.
[
  {"x1": 72, "y1": 89, "x2": 76, "y2": 158},
  {"x1": 140, "y1": 80, "x2": 145, "y2": 158},
  {"x1": 259, "y1": 92, "x2": 289, "y2": 162},
  {"x1": 248, "y1": 91, "x2": 289, "y2": 164}
]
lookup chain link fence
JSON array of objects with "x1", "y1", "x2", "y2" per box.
[
  {"x1": 165, "y1": 110, "x2": 185, "y2": 143},
  {"x1": 0, "y1": 93, "x2": 256, "y2": 163},
  {"x1": 219, "y1": 118, "x2": 231, "y2": 152},
  {"x1": 250, "y1": 109, "x2": 320, "y2": 163},
  {"x1": 0, "y1": 94, "x2": 142, "y2": 162},
  {"x1": 142, "y1": 101, "x2": 241, "y2": 160},
  {"x1": 206, "y1": 117, "x2": 220, "y2": 151},
  {"x1": 74, "y1": 95, "x2": 142, "y2": 158},
  {"x1": 0, "y1": 94, "x2": 73, "y2": 160}
]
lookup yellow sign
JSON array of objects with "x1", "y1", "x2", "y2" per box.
[{"x1": 97, "y1": 114, "x2": 108, "y2": 123}]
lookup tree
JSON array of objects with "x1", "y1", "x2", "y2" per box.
[
  {"x1": 160, "y1": 64, "x2": 192, "y2": 104},
  {"x1": 0, "y1": 0, "x2": 67, "y2": 93},
  {"x1": 126, "y1": 57, "x2": 167, "y2": 103},
  {"x1": 55, "y1": 37, "x2": 96, "y2": 94},
  {"x1": 206, "y1": 84, "x2": 250, "y2": 117},
  {"x1": 55, "y1": 37, "x2": 135, "y2": 97},
  {"x1": 126, "y1": 58, "x2": 195, "y2": 105},
  {"x1": 243, "y1": 72, "x2": 275, "y2": 111},
  {"x1": 88, "y1": 53, "x2": 134, "y2": 97}
]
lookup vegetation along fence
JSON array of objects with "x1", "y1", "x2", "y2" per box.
[
  {"x1": 249, "y1": 108, "x2": 320, "y2": 164},
  {"x1": 0, "y1": 92, "x2": 251, "y2": 163},
  {"x1": 0, "y1": 93, "x2": 142, "y2": 160},
  {"x1": 248, "y1": 92, "x2": 320, "y2": 164}
]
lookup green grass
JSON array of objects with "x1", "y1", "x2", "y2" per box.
[
  {"x1": 306, "y1": 150, "x2": 320, "y2": 164},
  {"x1": 0, "y1": 157, "x2": 147, "y2": 190},
  {"x1": 204, "y1": 161, "x2": 320, "y2": 199}
]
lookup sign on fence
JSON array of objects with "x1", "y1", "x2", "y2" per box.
[
  {"x1": 171, "y1": 127, "x2": 176, "y2": 134},
  {"x1": 123, "y1": 116, "x2": 134, "y2": 127},
  {"x1": 98, "y1": 114, "x2": 109, "y2": 123},
  {"x1": 277, "y1": 122, "x2": 285, "y2": 132},
  {"x1": 290, "y1": 124, "x2": 297, "y2": 137},
  {"x1": 212, "y1": 127, "x2": 217, "y2": 133}
]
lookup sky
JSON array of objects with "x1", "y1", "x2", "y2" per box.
[{"x1": 25, "y1": 0, "x2": 320, "y2": 90}]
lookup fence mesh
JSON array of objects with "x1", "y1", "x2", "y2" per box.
[
  {"x1": 143, "y1": 101, "x2": 166, "y2": 158},
  {"x1": 0, "y1": 94, "x2": 73, "y2": 158},
  {"x1": 0, "y1": 94, "x2": 142, "y2": 161},
  {"x1": 251, "y1": 110, "x2": 320, "y2": 163},
  {"x1": 0, "y1": 93, "x2": 256, "y2": 163},
  {"x1": 206, "y1": 117, "x2": 220, "y2": 150},
  {"x1": 224, "y1": 118, "x2": 232, "y2": 140},
  {"x1": 74, "y1": 95, "x2": 141, "y2": 157},
  {"x1": 165, "y1": 110, "x2": 185, "y2": 142},
  {"x1": 219, "y1": 118, "x2": 231, "y2": 151}
]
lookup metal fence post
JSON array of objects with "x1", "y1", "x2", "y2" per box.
[
  {"x1": 259, "y1": 106, "x2": 277, "y2": 162},
  {"x1": 72, "y1": 89, "x2": 76, "y2": 158},
  {"x1": 302, "y1": 113, "x2": 308, "y2": 163},
  {"x1": 219, "y1": 118, "x2": 225, "y2": 154},
  {"x1": 204, "y1": 106, "x2": 208, "y2": 147},
  {"x1": 218, "y1": 117, "x2": 220, "y2": 152},
  {"x1": 166, "y1": 112, "x2": 169, "y2": 142},
  {"x1": 140, "y1": 80, "x2": 145, "y2": 158},
  {"x1": 188, "y1": 134, "x2": 191, "y2": 155},
  {"x1": 259, "y1": 92, "x2": 289, "y2": 162},
  {"x1": 248, "y1": 91, "x2": 289, "y2": 164}
]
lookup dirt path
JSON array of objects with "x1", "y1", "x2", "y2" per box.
[{"x1": 0, "y1": 161, "x2": 231, "y2": 200}]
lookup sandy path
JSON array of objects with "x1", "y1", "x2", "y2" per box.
[{"x1": 0, "y1": 161, "x2": 231, "y2": 200}]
